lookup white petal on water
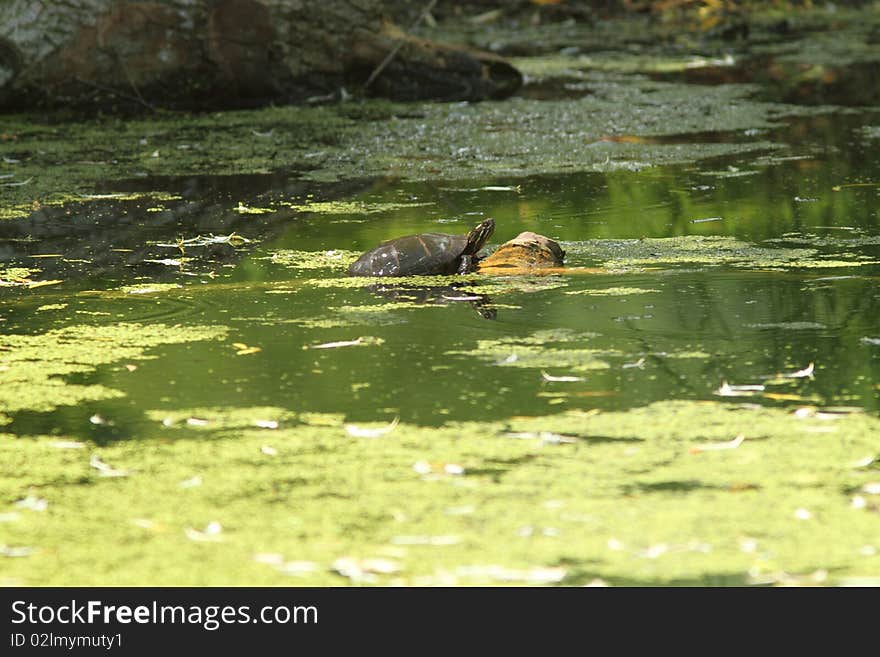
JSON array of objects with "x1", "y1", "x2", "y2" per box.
[
  {"x1": 0, "y1": 512, "x2": 21, "y2": 523},
  {"x1": 606, "y1": 538, "x2": 625, "y2": 551},
  {"x1": 89, "y1": 414, "x2": 106, "y2": 425},
  {"x1": 131, "y1": 518, "x2": 157, "y2": 530},
  {"x1": 185, "y1": 521, "x2": 223, "y2": 542},
  {"x1": 794, "y1": 508, "x2": 813, "y2": 520},
  {"x1": 851, "y1": 455, "x2": 876, "y2": 469},
  {"x1": 640, "y1": 543, "x2": 669, "y2": 559},
  {"x1": 253, "y1": 553, "x2": 285, "y2": 566},
  {"x1": 412, "y1": 461, "x2": 432, "y2": 475},
  {"x1": 186, "y1": 417, "x2": 209, "y2": 427},
  {"x1": 254, "y1": 419, "x2": 279, "y2": 429},
  {"x1": 444, "y1": 463, "x2": 465, "y2": 475},
  {"x1": 541, "y1": 370, "x2": 584, "y2": 382},
  {"x1": 0, "y1": 545, "x2": 35, "y2": 558},
  {"x1": 859, "y1": 545, "x2": 877, "y2": 556},
  {"x1": 89, "y1": 455, "x2": 129, "y2": 477},
  {"x1": 738, "y1": 537, "x2": 758, "y2": 553},
  {"x1": 49, "y1": 440, "x2": 85, "y2": 449},
  {"x1": 851, "y1": 496, "x2": 867, "y2": 509},
  {"x1": 862, "y1": 482, "x2": 880, "y2": 495},
  {"x1": 260, "y1": 445, "x2": 278, "y2": 456},
  {"x1": 344, "y1": 416, "x2": 399, "y2": 438},
  {"x1": 179, "y1": 476, "x2": 202, "y2": 488},
  {"x1": 14, "y1": 495, "x2": 48, "y2": 512},
  {"x1": 516, "y1": 526, "x2": 534, "y2": 537}
]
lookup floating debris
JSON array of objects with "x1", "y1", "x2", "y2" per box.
[
  {"x1": 252, "y1": 553, "x2": 285, "y2": 566},
  {"x1": 689, "y1": 216, "x2": 723, "y2": 224},
  {"x1": 850, "y1": 455, "x2": 876, "y2": 469},
  {"x1": 254, "y1": 420, "x2": 279, "y2": 429},
  {"x1": 504, "y1": 431, "x2": 577, "y2": 444},
  {"x1": 0, "y1": 545, "x2": 35, "y2": 558},
  {"x1": 49, "y1": 440, "x2": 85, "y2": 449},
  {"x1": 131, "y1": 519, "x2": 159, "y2": 530},
  {"x1": 622, "y1": 357, "x2": 646, "y2": 369},
  {"x1": 14, "y1": 495, "x2": 48, "y2": 512},
  {"x1": 413, "y1": 461, "x2": 465, "y2": 477},
  {"x1": 186, "y1": 417, "x2": 209, "y2": 427},
  {"x1": 332, "y1": 557, "x2": 400, "y2": 582},
  {"x1": 345, "y1": 416, "x2": 399, "y2": 438},
  {"x1": 89, "y1": 455, "x2": 129, "y2": 478},
  {"x1": 784, "y1": 362, "x2": 815, "y2": 379},
  {"x1": 689, "y1": 434, "x2": 745, "y2": 454},
  {"x1": 260, "y1": 445, "x2": 278, "y2": 456},
  {"x1": 143, "y1": 258, "x2": 184, "y2": 267},
  {"x1": 541, "y1": 371, "x2": 584, "y2": 382},
  {"x1": 232, "y1": 342, "x2": 262, "y2": 356},
  {"x1": 794, "y1": 508, "x2": 813, "y2": 521},
  {"x1": 185, "y1": 521, "x2": 223, "y2": 542},
  {"x1": 235, "y1": 203, "x2": 273, "y2": 215},
  {"x1": 308, "y1": 336, "x2": 385, "y2": 349},
  {"x1": 714, "y1": 381, "x2": 765, "y2": 396}
]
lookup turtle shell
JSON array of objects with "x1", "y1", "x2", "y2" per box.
[{"x1": 348, "y1": 233, "x2": 469, "y2": 277}]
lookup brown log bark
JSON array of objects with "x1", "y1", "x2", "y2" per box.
[{"x1": 0, "y1": 0, "x2": 521, "y2": 111}]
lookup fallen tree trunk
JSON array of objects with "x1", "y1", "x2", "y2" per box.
[{"x1": 0, "y1": 0, "x2": 522, "y2": 111}]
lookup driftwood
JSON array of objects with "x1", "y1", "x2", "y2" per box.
[{"x1": 0, "y1": 0, "x2": 522, "y2": 110}]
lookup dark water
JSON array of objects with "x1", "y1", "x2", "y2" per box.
[{"x1": 2, "y1": 86, "x2": 880, "y2": 442}]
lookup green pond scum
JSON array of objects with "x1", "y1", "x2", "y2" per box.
[{"x1": 2, "y1": 7, "x2": 880, "y2": 586}]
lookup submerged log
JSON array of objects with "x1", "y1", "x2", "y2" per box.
[
  {"x1": 478, "y1": 231, "x2": 566, "y2": 275},
  {"x1": 0, "y1": 0, "x2": 522, "y2": 111}
]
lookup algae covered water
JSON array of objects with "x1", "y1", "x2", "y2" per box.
[{"x1": 2, "y1": 13, "x2": 880, "y2": 585}]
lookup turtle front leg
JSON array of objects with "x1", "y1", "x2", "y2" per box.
[{"x1": 457, "y1": 255, "x2": 473, "y2": 274}]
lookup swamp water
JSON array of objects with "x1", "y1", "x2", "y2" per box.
[{"x1": 2, "y1": 16, "x2": 880, "y2": 585}]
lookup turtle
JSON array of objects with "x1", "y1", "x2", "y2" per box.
[{"x1": 348, "y1": 218, "x2": 495, "y2": 277}]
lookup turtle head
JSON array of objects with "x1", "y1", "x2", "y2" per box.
[{"x1": 464, "y1": 218, "x2": 495, "y2": 255}]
